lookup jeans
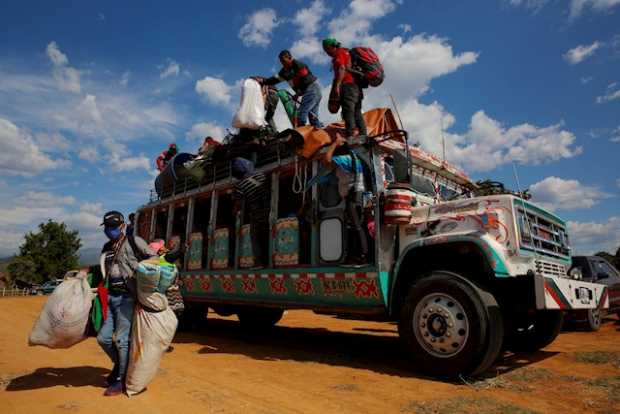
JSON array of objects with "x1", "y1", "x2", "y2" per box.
[
  {"x1": 297, "y1": 82, "x2": 323, "y2": 128},
  {"x1": 96, "y1": 291, "x2": 135, "y2": 382},
  {"x1": 340, "y1": 83, "x2": 367, "y2": 137}
]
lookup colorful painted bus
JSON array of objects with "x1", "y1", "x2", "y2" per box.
[{"x1": 135, "y1": 109, "x2": 608, "y2": 378}]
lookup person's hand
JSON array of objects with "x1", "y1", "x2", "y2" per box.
[
  {"x1": 335, "y1": 135, "x2": 346, "y2": 146},
  {"x1": 251, "y1": 76, "x2": 264, "y2": 84}
]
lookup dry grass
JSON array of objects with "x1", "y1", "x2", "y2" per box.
[
  {"x1": 401, "y1": 396, "x2": 539, "y2": 414},
  {"x1": 574, "y1": 351, "x2": 620, "y2": 368}
]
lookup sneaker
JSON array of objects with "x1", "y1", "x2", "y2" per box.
[
  {"x1": 105, "y1": 365, "x2": 119, "y2": 386},
  {"x1": 103, "y1": 381, "x2": 124, "y2": 397}
]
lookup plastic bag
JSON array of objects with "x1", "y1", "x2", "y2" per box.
[
  {"x1": 135, "y1": 259, "x2": 168, "y2": 311},
  {"x1": 232, "y1": 78, "x2": 266, "y2": 130},
  {"x1": 125, "y1": 306, "x2": 178, "y2": 396},
  {"x1": 29, "y1": 272, "x2": 95, "y2": 348}
]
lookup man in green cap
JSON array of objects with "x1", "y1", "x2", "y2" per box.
[{"x1": 322, "y1": 38, "x2": 367, "y2": 139}]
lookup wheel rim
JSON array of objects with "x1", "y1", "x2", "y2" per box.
[
  {"x1": 413, "y1": 293, "x2": 470, "y2": 358},
  {"x1": 591, "y1": 309, "x2": 601, "y2": 327}
]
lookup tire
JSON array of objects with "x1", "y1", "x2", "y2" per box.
[
  {"x1": 584, "y1": 308, "x2": 602, "y2": 331},
  {"x1": 504, "y1": 310, "x2": 564, "y2": 352},
  {"x1": 397, "y1": 271, "x2": 503, "y2": 378},
  {"x1": 237, "y1": 308, "x2": 284, "y2": 331},
  {"x1": 177, "y1": 304, "x2": 209, "y2": 332}
]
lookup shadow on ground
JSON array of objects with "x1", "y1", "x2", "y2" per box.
[
  {"x1": 173, "y1": 317, "x2": 557, "y2": 381},
  {"x1": 5, "y1": 366, "x2": 109, "y2": 391}
]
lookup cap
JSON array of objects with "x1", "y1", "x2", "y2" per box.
[
  {"x1": 169, "y1": 143, "x2": 177, "y2": 150},
  {"x1": 101, "y1": 210, "x2": 124, "y2": 227}
]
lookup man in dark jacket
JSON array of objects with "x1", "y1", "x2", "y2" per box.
[
  {"x1": 260, "y1": 50, "x2": 323, "y2": 128},
  {"x1": 98, "y1": 210, "x2": 156, "y2": 396},
  {"x1": 322, "y1": 38, "x2": 367, "y2": 139}
]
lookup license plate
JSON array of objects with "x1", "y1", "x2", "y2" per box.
[{"x1": 577, "y1": 287, "x2": 592, "y2": 305}]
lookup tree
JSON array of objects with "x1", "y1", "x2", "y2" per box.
[{"x1": 8, "y1": 220, "x2": 81, "y2": 284}]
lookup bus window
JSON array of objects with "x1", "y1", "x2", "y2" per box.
[
  {"x1": 187, "y1": 197, "x2": 211, "y2": 270},
  {"x1": 276, "y1": 173, "x2": 307, "y2": 265},
  {"x1": 154, "y1": 209, "x2": 168, "y2": 240},
  {"x1": 213, "y1": 192, "x2": 235, "y2": 269},
  {"x1": 171, "y1": 204, "x2": 188, "y2": 245},
  {"x1": 136, "y1": 210, "x2": 152, "y2": 241},
  {"x1": 411, "y1": 174, "x2": 435, "y2": 197}
]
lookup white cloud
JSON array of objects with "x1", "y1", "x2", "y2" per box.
[
  {"x1": 290, "y1": 37, "x2": 330, "y2": 64},
  {"x1": 239, "y1": 8, "x2": 279, "y2": 48},
  {"x1": 569, "y1": 0, "x2": 620, "y2": 20},
  {"x1": 46, "y1": 41, "x2": 81, "y2": 93},
  {"x1": 596, "y1": 86, "x2": 620, "y2": 103},
  {"x1": 195, "y1": 76, "x2": 233, "y2": 106},
  {"x1": 34, "y1": 132, "x2": 71, "y2": 152},
  {"x1": 120, "y1": 71, "x2": 131, "y2": 86},
  {"x1": 109, "y1": 153, "x2": 151, "y2": 173},
  {"x1": 529, "y1": 176, "x2": 609, "y2": 211},
  {"x1": 507, "y1": 0, "x2": 550, "y2": 12},
  {"x1": 160, "y1": 60, "x2": 181, "y2": 79},
  {"x1": 78, "y1": 147, "x2": 99, "y2": 162},
  {"x1": 398, "y1": 23, "x2": 412, "y2": 33},
  {"x1": 327, "y1": 0, "x2": 397, "y2": 46},
  {"x1": 186, "y1": 121, "x2": 225, "y2": 141},
  {"x1": 0, "y1": 117, "x2": 69, "y2": 176},
  {"x1": 568, "y1": 216, "x2": 620, "y2": 255},
  {"x1": 611, "y1": 126, "x2": 620, "y2": 142},
  {"x1": 448, "y1": 111, "x2": 582, "y2": 171},
  {"x1": 293, "y1": 0, "x2": 329, "y2": 37},
  {"x1": 581, "y1": 76, "x2": 593, "y2": 84},
  {"x1": 563, "y1": 42, "x2": 601, "y2": 65}
]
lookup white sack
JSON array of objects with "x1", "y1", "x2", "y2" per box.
[
  {"x1": 232, "y1": 78, "x2": 266, "y2": 130},
  {"x1": 125, "y1": 306, "x2": 178, "y2": 396},
  {"x1": 29, "y1": 272, "x2": 94, "y2": 349}
]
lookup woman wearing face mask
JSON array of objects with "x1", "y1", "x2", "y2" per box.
[{"x1": 98, "y1": 211, "x2": 156, "y2": 396}]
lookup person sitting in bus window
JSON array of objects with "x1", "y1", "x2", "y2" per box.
[
  {"x1": 197, "y1": 136, "x2": 221, "y2": 158},
  {"x1": 231, "y1": 157, "x2": 270, "y2": 268},
  {"x1": 320, "y1": 136, "x2": 369, "y2": 265}
]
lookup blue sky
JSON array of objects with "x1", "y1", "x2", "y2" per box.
[{"x1": 0, "y1": 0, "x2": 618, "y2": 256}]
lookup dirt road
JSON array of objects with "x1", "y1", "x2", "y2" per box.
[{"x1": 0, "y1": 296, "x2": 619, "y2": 414}]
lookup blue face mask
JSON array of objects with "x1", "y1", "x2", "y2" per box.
[{"x1": 104, "y1": 226, "x2": 122, "y2": 240}]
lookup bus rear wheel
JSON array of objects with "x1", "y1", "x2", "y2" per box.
[
  {"x1": 398, "y1": 272, "x2": 503, "y2": 378},
  {"x1": 178, "y1": 304, "x2": 209, "y2": 332},
  {"x1": 237, "y1": 308, "x2": 284, "y2": 331}
]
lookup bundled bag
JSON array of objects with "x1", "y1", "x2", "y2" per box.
[
  {"x1": 125, "y1": 306, "x2": 178, "y2": 396},
  {"x1": 135, "y1": 258, "x2": 178, "y2": 311},
  {"x1": 349, "y1": 47, "x2": 384, "y2": 87},
  {"x1": 29, "y1": 271, "x2": 95, "y2": 348},
  {"x1": 232, "y1": 78, "x2": 267, "y2": 130}
]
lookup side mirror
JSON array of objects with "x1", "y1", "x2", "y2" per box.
[{"x1": 597, "y1": 272, "x2": 609, "y2": 280}]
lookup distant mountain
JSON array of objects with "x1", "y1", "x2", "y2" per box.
[
  {"x1": 0, "y1": 256, "x2": 13, "y2": 272},
  {"x1": 79, "y1": 247, "x2": 101, "y2": 266}
]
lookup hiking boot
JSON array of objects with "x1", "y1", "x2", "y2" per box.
[
  {"x1": 105, "y1": 365, "x2": 119, "y2": 386},
  {"x1": 103, "y1": 381, "x2": 123, "y2": 397}
]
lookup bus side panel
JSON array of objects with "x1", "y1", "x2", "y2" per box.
[{"x1": 180, "y1": 269, "x2": 388, "y2": 310}]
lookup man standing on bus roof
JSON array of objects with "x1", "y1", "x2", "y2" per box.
[
  {"x1": 231, "y1": 157, "x2": 270, "y2": 268},
  {"x1": 156, "y1": 143, "x2": 178, "y2": 172},
  {"x1": 259, "y1": 50, "x2": 323, "y2": 128},
  {"x1": 322, "y1": 38, "x2": 367, "y2": 139}
]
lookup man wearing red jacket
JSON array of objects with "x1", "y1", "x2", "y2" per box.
[
  {"x1": 322, "y1": 38, "x2": 367, "y2": 139},
  {"x1": 156, "y1": 143, "x2": 177, "y2": 171}
]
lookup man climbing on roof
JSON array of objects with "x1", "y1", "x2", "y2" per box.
[
  {"x1": 156, "y1": 143, "x2": 178, "y2": 172},
  {"x1": 258, "y1": 50, "x2": 323, "y2": 128},
  {"x1": 322, "y1": 38, "x2": 367, "y2": 140}
]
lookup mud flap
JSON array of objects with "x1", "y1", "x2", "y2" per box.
[{"x1": 534, "y1": 274, "x2": 609, "y2": 310}]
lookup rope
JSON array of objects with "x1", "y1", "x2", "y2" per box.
[{"x1": 292, "y1": 156, "x2": 308, "y2": 204}]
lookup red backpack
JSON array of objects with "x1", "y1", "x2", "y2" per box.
[{"x1": 349, "y1": 47, "x2": 384, "y2": 87}]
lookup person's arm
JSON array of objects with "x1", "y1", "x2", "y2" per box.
[
  {"x1": 133, "y1": 236, "x2": 158, "y2": 259},
  {"x1": 262, "y1": 75, "x2": 283, "y2": 86},
  {"x1": 156, "y1": 154, "x2": 165, "y2": 171},
  {"x1": 332, "y1": 65, "x2": 347, "y2": 99},
  {"x1": 322, "y1": 136, "x2": 346, "y2": 167}
]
